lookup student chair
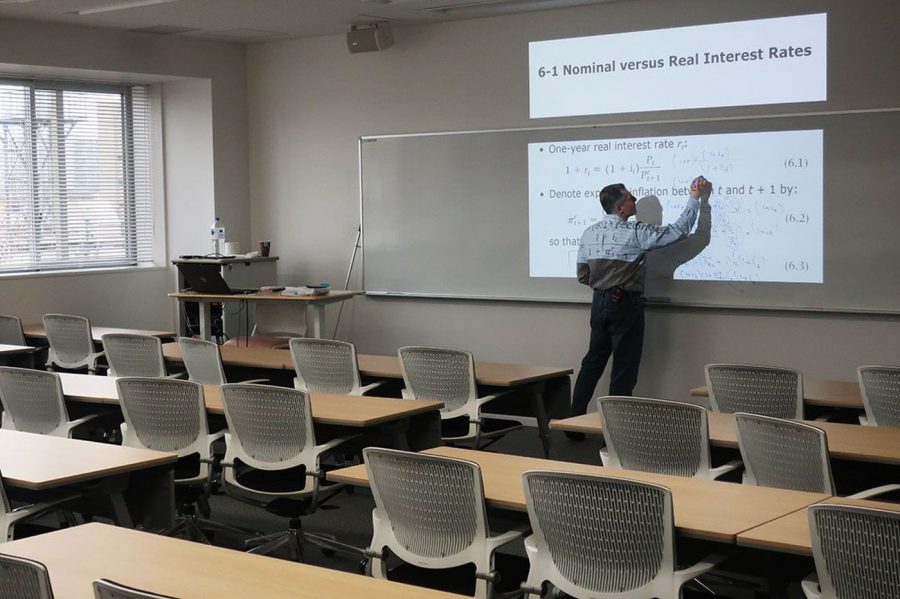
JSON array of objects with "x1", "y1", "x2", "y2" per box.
[
  {"x1": 0, "y1": 471, "x2": 77, "y2": 543},
  {"x1": 398, "y1": 346, "x2": 519, "y2": 449},
  {"x1": 0, "y1": 554, "x2": 55, "y2": 598},
  {"x1": 0, "y1": 367, "x2": 100, "y2": 437},
  {"x1": 290, "y1": 338, "x2": 385, "y2": 395},
  {"x1": 857, "y1": 365, "x2": 900, "y2": 427},
  {"x1": 42, "y1": 314, "x2": 104, "y2": 374},
  {"x1": 802, "y1": 504, "x2": 900, "y2": 599},
  {"x1": 521, "y1": 471, "x2": 723, "y2": 599},
  {"x1": 363, "y1": 447, "x2": 521, "y2": 598},
  {"x1": 597, "y1": 396, "x2": 740, "y2": 480},
  {"x1": 116, "y1": 377, "x2": 241, "y2": 543},
  {"x1": 220, "y1": 383, "x2": 360, "y2": 561},
  {"x1": 102, "y1": 334, "x2": 184, "y2": 378},
  {"x1": 0, "y1": 315, "x2": 26, "y2": 346},
  {"x1": 734, "y1": 412, "x2": 900, "y2": 498},
  {"x1": 705, "y1": 363, "x2": 803, "y2": 419},
  {"x1": 178, "y1": 337, "x2": 265, "y2": 385}
]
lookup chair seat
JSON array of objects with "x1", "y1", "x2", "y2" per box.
[{"x1": 224, "y1": 335, "x2": 292, "y2": 349}]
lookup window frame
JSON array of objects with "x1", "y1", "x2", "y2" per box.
[{"x1": 0, "y1": 76, "x2": 158, "y2": 276}]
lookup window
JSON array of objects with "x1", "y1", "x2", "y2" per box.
[{"x1": 0, "y1": 78, "x2": 153, "y2": 274}]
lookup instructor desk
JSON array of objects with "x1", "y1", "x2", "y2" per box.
[
  {"x1": 168, "y1": 289, "x2": 363, "y2": 340},
  {"x1": 160, "y1": 343, "x2": 573, "y2": 458}
]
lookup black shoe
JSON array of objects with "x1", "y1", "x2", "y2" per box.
[{"x1": 564, "y1": 431, "x2": 586, "y2": 441}]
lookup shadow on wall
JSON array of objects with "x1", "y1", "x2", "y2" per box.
[{"x1": 636, "y1": 195, "x2": 712, "y2": 284}]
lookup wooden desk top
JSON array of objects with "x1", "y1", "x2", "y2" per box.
[
  {"x1": 0, "y1": 430, "x2": 174, "y2": 490},
  {"x1": 24, "y1": 324, "x2": 176, "y2": 343},
  {"x1": 1, "y1": 523, "x2": 464, "y2": 598},
  {"x1": 0, "y1": 343, "x2": 36, "y2": 355},
  {"x1": 328, "y1": 446, "x2": 827, "y2": 543},
  {"x1": 168, "y1": 289, "x2": 363, "y2": 302},
  {"x1": 736, "y1": 496, "x2": 900, "y2": 555},
  {"x1": 161, "y1": 343, "x2": 573, "y2": 387},
  {"x1": 690, "y1": 379, "x2": 862, "y2": 409},
  {"x1": 58, "y1": 373, "x2": 442, "y2": 427},
  {"x1": 550, "y1": 411, "x2": 900, "y2": 465}
]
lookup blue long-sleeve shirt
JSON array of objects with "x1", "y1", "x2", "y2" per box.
[{"x1": 576, "y1": 197, "x2": 701, "y2": 292}]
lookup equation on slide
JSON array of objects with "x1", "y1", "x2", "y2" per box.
[{"x1": 527, "y1": 129, "x2": 823, "y2": 283}]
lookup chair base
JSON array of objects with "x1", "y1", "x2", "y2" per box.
[
  {"x1": 165, "y1": 513, "x2": 255, "y2": 545},
  {"x1": 245, "y1": 518, "x2": 365, "y2": 562}
]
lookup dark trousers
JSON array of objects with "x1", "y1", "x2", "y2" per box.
[{"x1": 570, "y1": 289, "x2": 645, "y2": 416}]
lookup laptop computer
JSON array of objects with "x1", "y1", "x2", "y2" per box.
[{"x1": 176, "y1": 262, "x2": 257, "y2": 295}]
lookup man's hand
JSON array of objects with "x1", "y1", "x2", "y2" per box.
[{"x1": 690, "y1": 176, "x2": 712, "y2": 200}]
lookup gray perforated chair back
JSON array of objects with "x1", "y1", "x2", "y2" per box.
[
  {"x1": 598, "y1": 396, "x2": 709, "y2": 478},
  {"x1": 0, "y1": 367, "x2": 69, "y2": 437},
  {"x1": 0, "y1": 315, "x2": 26, "y2": 346},
  {"x1": 102, "y1": 334, "x2": 166, "y2": 377},
  {"x1": 705, "y1": 363, "x2": 803, "y2": 419},
  {"x1": 365, "y1": 448, "x2": 487, "y2": 563},
  {"x1": 42, "y1": 314, "x2": 103, "y2": 372},
  {"x1": 0, "y1": 554, "x2": 54, "y2": 599},
  {"x1": 858, "y1": 366, "x2": 900, "y2": 427},
  {"x1": 734, "y1": 412, "x2": 833, "y2": 494},
  {"x1": 523, "y1": 471, "x2": 675, "y2": 598},
  {"x1": 290, "y1": 338, "x2": 361, "y2": 394},
  {"x1": 398, "y1": 346, "x2": 477, "y2": 416},
  {"x1": 93, "y1": 578, "x2": 174, "y2": 598},
  {"x1": 808, "y1": 504, "x2": 900, "y2": 599},
  {"x1": 178, "y1": 337, "x2": 226, "y2": 385},
  {"x1": 220, "y1": 384, "x2": 318, "y2": 500},
  {"x1": 117, "y1": 377, "x2": 212, "y2": 485}
]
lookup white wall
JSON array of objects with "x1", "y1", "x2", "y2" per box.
[
  {"x1": 0, "y1": 19, "x2": 248, "y2": 329},
  {"x1": 247, "y1": 0, "x2": 900, "y2": 405}
]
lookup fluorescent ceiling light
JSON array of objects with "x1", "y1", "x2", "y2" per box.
[{"x1": 73, "y1": 0, "x2": 181, "y2": 16}]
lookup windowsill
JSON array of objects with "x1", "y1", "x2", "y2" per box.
[{"x1": 0, "y1": 264, "x2": 169, "y2": 281}]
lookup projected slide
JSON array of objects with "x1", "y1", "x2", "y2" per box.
[
  {"x1": 529, "y1": 13, "x2": 826, "y2": 118},
  {"x1": 528, "y1": 129, "x2": 823, "y2": 283}
]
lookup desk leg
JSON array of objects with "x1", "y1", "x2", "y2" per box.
[
  {"x1": 121, "y1": 464, "x2": 175, "y2": 531},
  {"x1": 312, "y1": 304, "x2": 326, "y2": 339},
  {"x1": 526, "y1": 376, "x2": 572, "y2": 459},
  {"x1": 407, "y1": 411, "x2": 442, "y2": 451},
  {"x1": 199, "y1": 302, "x2": 211, "y2": 341},
  {"x1": 522, "y1": 383, "x2": 553, "y2": 459}
]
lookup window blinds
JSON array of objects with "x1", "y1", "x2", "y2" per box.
[{"x1": 0, "y1": 79, "x2": 153, "y2": 273}]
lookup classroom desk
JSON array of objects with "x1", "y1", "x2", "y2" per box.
[
  {"x1": 0, "y1": 429, "x2": 174, "y2": 530},
  {"x1": 328, "y1": 446, "x2": 828, "y2": 543},
  {"x1": 23, "y1": 324, "x2": 177, "y2": 343},
  {"x1": 550, "y1": 410, "x2": 900, "y2": 465},
  {"x1": 160, "y1": 343, "x2": 574, "y2": 458},
  {"x1": 0, "y1": 343, "x2": 36, "y2": 356},
  {"x1": 690, "y1": 379, "x2": 863, "y2": 410},
  {"x1": 58, "y1": 372, "x2": 443, "y2": 450},
  {"x1": 168, "y1": 289, "x2": 364, "y2": 340},
  {"x1": 0, "y1": 523, "x2": 464, "y2": 599},
  {"x1": 736, "y1": 496, "x2": 900, "y2": 555}
]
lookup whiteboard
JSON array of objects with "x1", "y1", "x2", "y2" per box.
[{"x1": 360, "y1": 110, "x2": 900, "y2": 313}]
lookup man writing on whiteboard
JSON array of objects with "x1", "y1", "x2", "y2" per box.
[{"x1": 569, "y1": 176, "x2": 712, "y2": 420}]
